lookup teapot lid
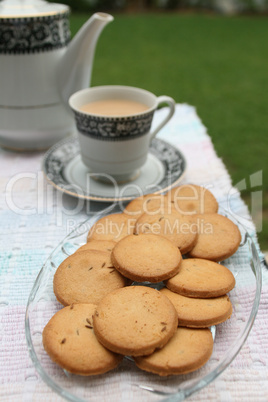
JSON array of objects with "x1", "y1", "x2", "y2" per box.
[{"x1": 0, "y1": 0, "x2": 69, "y2": 18}]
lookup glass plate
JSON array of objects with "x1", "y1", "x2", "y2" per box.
[{"x1": 25, "y1": 204, "x2": 262, "y2": 401}]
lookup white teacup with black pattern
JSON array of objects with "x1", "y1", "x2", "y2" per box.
[{"x1": 69, "y1": 85, "x2": 175, "y2": 183}]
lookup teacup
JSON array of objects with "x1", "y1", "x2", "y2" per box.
[{"x1": 69, "y1": 85, "x2": 175, "y2": 182}]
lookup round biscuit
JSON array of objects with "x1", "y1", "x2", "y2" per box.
[
  {"x1": 188, "y1": 213, "x2": 241, "y2": 261},
  {"x1": 135, "y1": 212, "x2": 198, "y2": 254},
  {"x1": 111, "y1": 234, "x2": 182, "y2": 283},
  {"x1": 42, "y1": 303, "x2": 123, "y2": 375},
  {"x1": 53, "y1": 250, "x2": 127, "y2": 306},
  {"x1": 160, "y1": 287, "x2": 233, "y2": 328},
  {"x1": 87, "y1": 213, "x2": 136, "y2": 242},
  {"x1": 165, "y1": 184, "x2": 218, "y2": 214},
  {"x1": 134, "y1": 327, "x2": 213, "y2": 376},
  {"x1": 93, "y1": 286, "x2": 178, "y2": 356},
  {"x1": 123, "y1": 193, "x2": 166, "y2": 218},
  {"x1": 165, "y1": 258, "x2": 235, "y2": 298}
]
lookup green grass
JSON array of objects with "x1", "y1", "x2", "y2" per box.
[{"x1": 70, "y1": 12, "x2": 268, "y2": 249}]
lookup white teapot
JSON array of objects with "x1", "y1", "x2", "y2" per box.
[{"x1": 0, "y1": 0, "x2": 113, "y2": 150}]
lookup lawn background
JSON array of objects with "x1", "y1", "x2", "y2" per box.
[{"x1": 70, "y1": 12, "x2": 267, "y2": 249}]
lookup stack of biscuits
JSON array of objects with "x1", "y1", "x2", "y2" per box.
[{"x1": 43, "y1": 184, "x2": 241, "y2": 377}]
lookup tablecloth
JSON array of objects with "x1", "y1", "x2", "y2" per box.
[{"x1": 0, "y1": 104, "x2": 267, "y2": 401}]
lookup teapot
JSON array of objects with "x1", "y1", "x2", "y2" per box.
[{"x1": 0, "y1": 0, "x2": 113, "y2": 150}]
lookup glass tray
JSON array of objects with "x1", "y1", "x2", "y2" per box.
[{"x1": 25, "y1": 205, "x2": 262, "y2": 401}]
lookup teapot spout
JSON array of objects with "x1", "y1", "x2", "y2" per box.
[{"x1": 58, "y1": 12, "x2": 113, "y2": 106}]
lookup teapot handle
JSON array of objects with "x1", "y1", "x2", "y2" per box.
[{"x1": 150, "y1": 96, "x2": 176, "y2": 142}]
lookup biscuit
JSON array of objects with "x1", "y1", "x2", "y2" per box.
[
  {"x1": 188, "y1": 213, "x2": 241, "y2": 261},
  {"x1": 87, "y1": 213, "x2": 136, "y2": 242},
  {"x1": 42, "y1": 303, "x2": 123, "y2": 375},
  {"x1": 123, "y1": 193, "x2": 166, "y2": 218},
  {"x1": 165, "y1": 258, "x2": 235, "y2": 298},
  {"x1": 53, "y1": 250, "x2": 127, "y2": 306},
  {"x1": 93, "y1": 286, "x2": 178, "y2": 356},
  {"x1": 134, "y1": 327, "x2": 213, "y2": 376},
  {"x1": 165, "y1": 184, "x2": 218, "y2": 215},
  {"x1": 160, "y1": 288, "x2": 233, "y2": 327},
  {"x1": 111, "y1": 234, "x2": 182, "y2": 283},
  {"x1": 76, "y1": 239, "x2": 116, "y2": 253},
  {"x1": 135, "y1": 212, "x2": 198, "y2": 255}
]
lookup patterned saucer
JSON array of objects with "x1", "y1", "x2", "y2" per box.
[{"x1": 42, "y1": 136, "x2": 186, "y2": 202}]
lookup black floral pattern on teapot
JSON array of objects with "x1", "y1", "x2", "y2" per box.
[{"x1": 0, "y1": 12, "x2": 70, "y2": 54}]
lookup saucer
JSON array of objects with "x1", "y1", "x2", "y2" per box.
[{"x1": 42, "y1": 136, "x2": 186, "y2": 202}]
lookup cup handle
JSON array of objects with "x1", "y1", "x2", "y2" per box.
[{"x1": 149, "y1": 95, "x2": 176, "y2": 142}]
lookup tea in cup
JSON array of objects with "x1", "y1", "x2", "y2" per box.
[{"x1": 69, "y1": 85, "x2": 175, "y2": 182}]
